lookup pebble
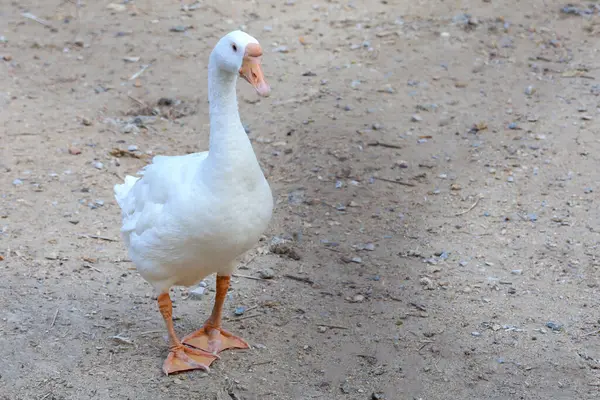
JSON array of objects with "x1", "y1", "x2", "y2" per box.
[
  {"x1": 372, "y1": 393, "x2": 384, "y2": 400},
  {"x1": 546, "y1": 321, "x2": 563, "y2": 332},
  {"x1": 411, "y1": 114, "x2": 423, "y2": 122},
  {"x1": 288, "y1": 189, "x2": 305, "y2": 205},
  {"x1": 272, "y1": 46, "x2": 289, "y2": 53},
  {"x1": 234, "y1": 306, "x2": 245, "y2": 316},
  {"x1": 170, "y1": 26, "x2": 188, "y2": 32},
  {"x1": 81, "y1": 117, "x2": 93, "y2": 126},
  {"x1": 394, "y1": 160, "x2": 408, "y2": 169},
  {"x1": 416, "y1": 103, "x2": 438, "y2": 112},
  {"x1": 511, "y1": 269, "x2": 523, "y2": 275},
  {"x1": 318, "y1": 326, "x2": 327, "y2": 333},
  {"x1": 68, "y1": 147, "x2": 82, "y2": 155},
  {"x1": 188, "y1": 286, "x2": 206, "y2": 299},
  {"x1": 419, "y1": 277, "x2": 435, "y2": 290},
  {"x1": 377, "y1": 84, "x2": 395, "y2": 94},
  {"x1": 358, "y1": 243, "x2": 376, "y2": 251},
  {"x1": 92, "y1": 161, "x2": 104, "y2": 170},
  {"x1": 471, "y1": 331, "x2": 482, "y2": 337},
  {"x1": 258, "y1": 268, "x2": 275, "y2": 279},
  {"x1": 352, "y1": 294, "x2": 365, "y2": 303},
  {"x1": 12, "y1": 179, "x2": 23, "y2": 186},
  {"x1": 127, "y1": 145, "x2": 138, "y2": 152},
  {"x1": 121, "y1": 123, "x2": 139, "y2": 134},
  {"x1": 524, "y1": 85, "x2": 535, "y2": 96},
  {"x1": 106, "y1": 3, "x2": 127, "y2": 12}
]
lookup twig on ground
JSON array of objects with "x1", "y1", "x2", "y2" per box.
[
  {"x1": 377, "y1": 177, "x2": 416, "y2": 187},
  {"x1": 50, "y1": 308, "x2": 59, "y2": 328},
  {"x1": 284, "y1": 274, "x2": 314, "y2": 285},
  {"x1": 449, "y1": 194, "x2": 483, "y2": 217},
  {"x1": 317, "y1": 323, "x2": 349, "y2": 330},
  {"x1": 232, "y1": 273, "x2": 272, "y2": 282},
  {"x1": 78, "y1": 234, "x2": 118, "y2": 242},
  {"x1": 367, "y1": 140, "x2": 403, "y2": 149},
  {"x1": 22, "y1": 12, "x2": 55, "y2": 30}
]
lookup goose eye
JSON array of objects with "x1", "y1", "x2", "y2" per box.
[{"x1": 232, "y1": 44, "x2": 238, "y2": 52}]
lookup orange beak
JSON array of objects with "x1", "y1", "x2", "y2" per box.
[{"x1": 239, "y1": 43, "x2": 270, "y2": 97}]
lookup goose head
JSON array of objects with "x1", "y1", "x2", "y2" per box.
[{"x1": 210, "y1": 30, "x2": 270, "y2": 97}]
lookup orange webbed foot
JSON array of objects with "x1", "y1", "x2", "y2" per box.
[
  {"x1": 162, "y1": 345, "x2": 219, "y2": 375},
  {"x1": 182, "y1": 326, "x2": 249, "y2": 355}
]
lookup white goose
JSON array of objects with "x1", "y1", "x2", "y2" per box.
[{"x1": 114, "y1": 31, "x2": 273, "y2": 375}]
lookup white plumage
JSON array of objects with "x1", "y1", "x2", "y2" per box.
[{"x1": 113, "y1": 30, "x2": 273, "y2": 375}]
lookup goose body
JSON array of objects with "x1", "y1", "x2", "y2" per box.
[
  {"x1": 115, "y1": 147, "x2": 272, "y2": 291},
  {"x1": 114, "y1": 30, "x2": 273, "y2": 375}
]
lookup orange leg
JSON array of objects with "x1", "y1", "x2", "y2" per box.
[
  {"x1": 157, "y1": 293, "x2": 218, "y2": 375},
  {"x1": 182, "y1": 274, "x2": 250, "y2": 354}
]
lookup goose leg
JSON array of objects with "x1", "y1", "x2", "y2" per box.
[
  {"x1": 158, "y1": 292, "x2": 218, "y2": 375},
  {"x1": 182, "y1": 274, "x2": 250, "y2": 354}
]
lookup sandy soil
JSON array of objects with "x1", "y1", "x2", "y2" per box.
[{"x1": 1, "y1": 0, "x2": 600, "y2": 399}]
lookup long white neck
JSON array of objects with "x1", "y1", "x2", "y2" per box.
[{"x1": 206, "y1": 56, "x2": 259, "y2": 176}]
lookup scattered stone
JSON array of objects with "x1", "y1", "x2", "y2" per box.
[
  {"x1": 377, "y1": 84, "x2": 395, "y2": 94},
  {"x1": 106, "y1": 3, "x2": 127, "y2": 12},
  {"x1": 352, "y1": 294, "x2": 365, "y2": 303},
  {"x1": 318, "y1": 326, "x2": 327, "y2": 333},
  {"x1": 81, "y1": 117, "x2": 93, "y2": 126},
  {"x1": 68, "y1": 147, "x2": 82, "y2": 155},
  {"x1": 188, "y1": 286, "x2": 206, "y2": 299},
  {"x1": 411, "y1": 114, "x2": 423, "y2": 122},
  {"x1": 234, "y1": 306, "x2": 245, "y2": 316},
  {"x1": 12, "y1": 179, "x2": 23, "y2": 186},
  {"x1": 170, "y1": 26, "x2": 189, "y2": 33},
  {"x1": 357, "y1": 243, "x2": 376, "y2": 251},
  {"x1": 269, "y1": 236, "x2": 301, "y2": 260},
  {"x1": 525, "y1": 85, "x2": 535, "y2": 96},
  {"x1": 471, "y1": 331, "x2": 482, "y2": 337},
  {"x1": 394, "y1": 160, "x2": 409, "y2": 169},
  {"x1": 416, "y1": 103, "x2": 438, "y2": 112},
  {"x1": 272, "y1": 46, "x2": 289, "y2": 53},
  {"x1": 258, "y1": 268, "x2": 275, "y2": 279},
  {"x1": 127, "y1": 145, "x2": 138, "y2": 152},
  {"x1": 419, "y1": 277, "x2": 435, "y2": 290},
  {"x1": 92, "y1": 161, "x2": 104, "y2": 170},
  {"x1": 546, "y1": 321, "x2": 563, "y2": 332},
  {"x1": 121, "y1": 123, "x2": 139, "y2": 134},
  {"x1": 561, "y1": 5, "x2": 594, "y2": 16}
]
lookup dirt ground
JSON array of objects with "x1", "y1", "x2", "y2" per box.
[{"x1": 1, "y1": 0, "x2": 600, "y2": 399}]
